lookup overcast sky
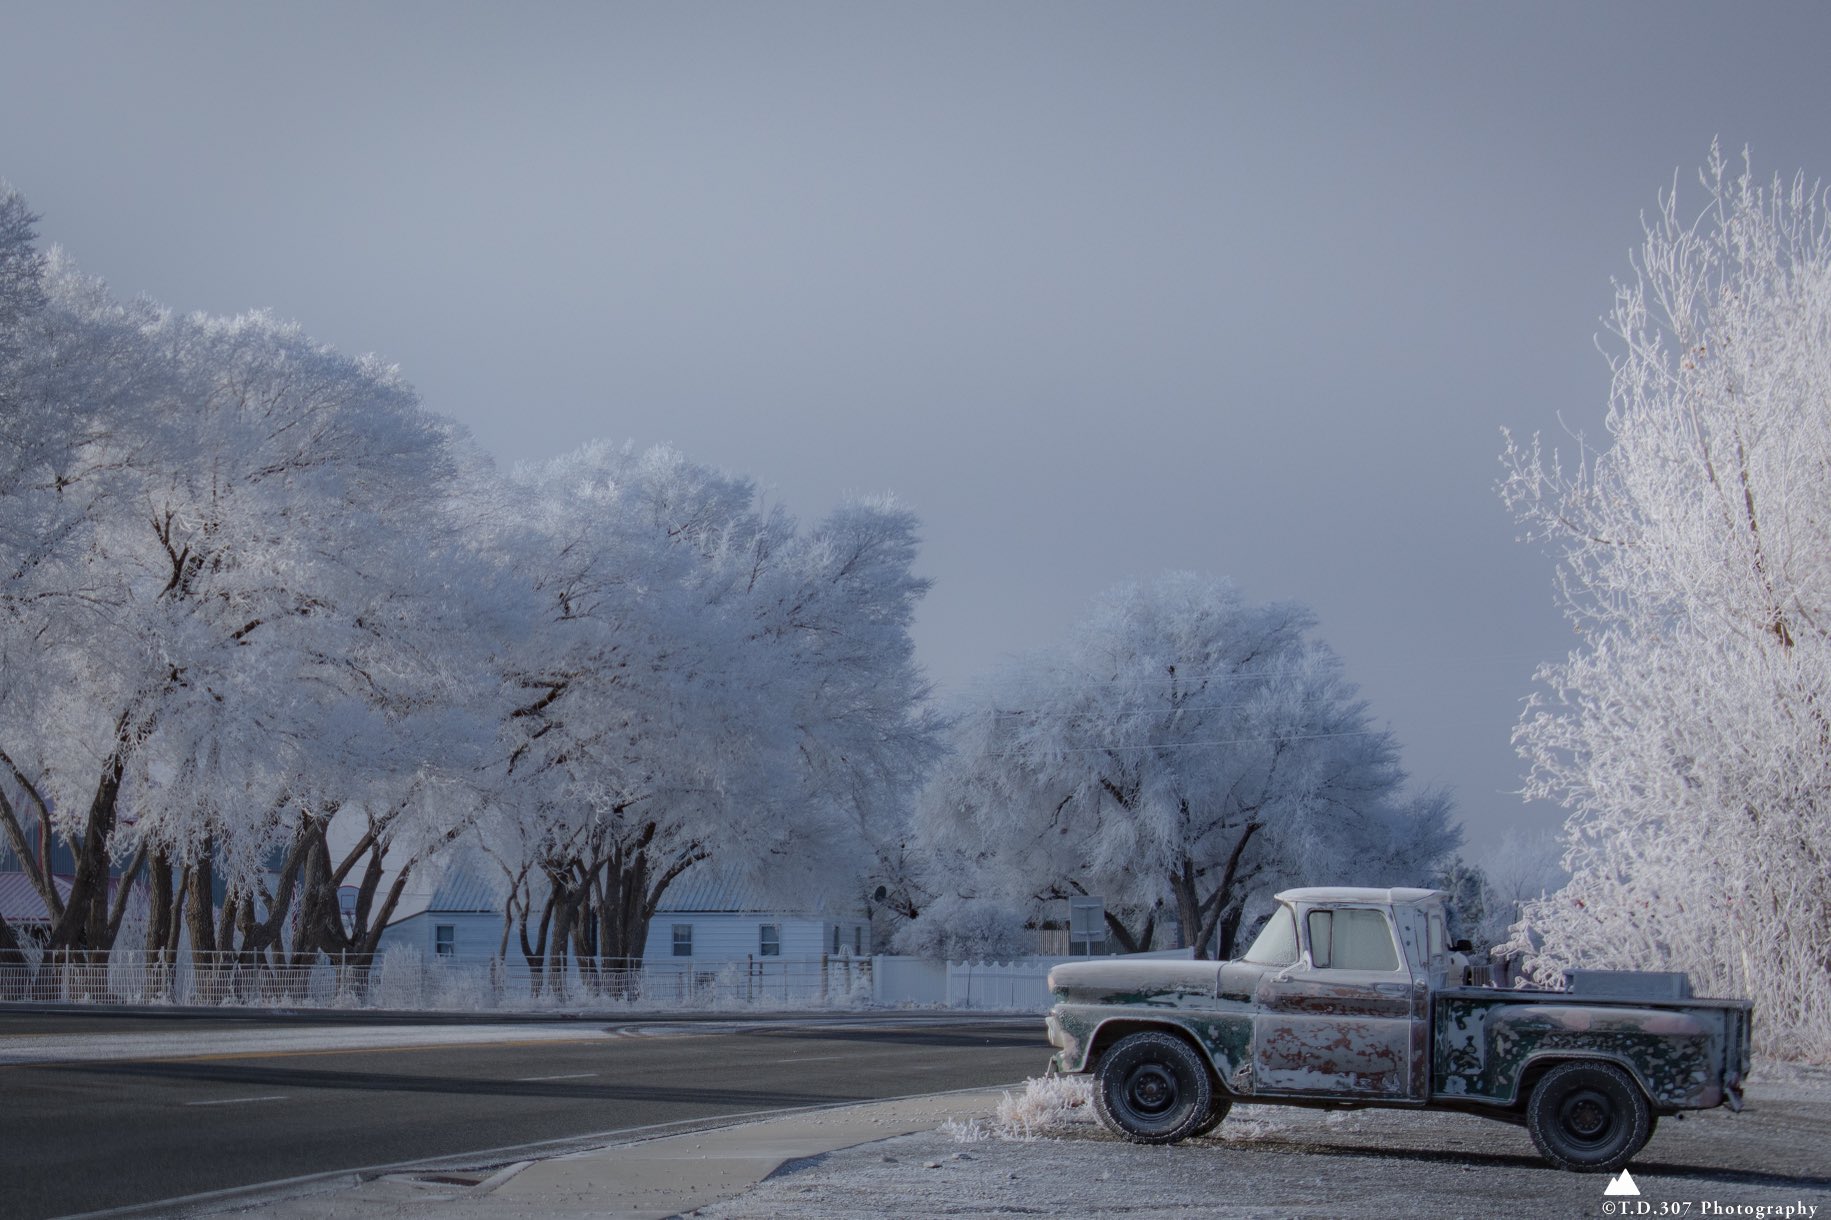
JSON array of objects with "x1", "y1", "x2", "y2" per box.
[{"x1": 5, "y1": 2, "x2": 1830, "y2": 855}]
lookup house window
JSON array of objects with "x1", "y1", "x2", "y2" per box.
[
  {"x1": 854, "y1": 925, "x2": 864, "y2": 955},
  {"x1": 672, "y1": 924, "x2": 693, "y2": 957},
  {"x1": 832, "y1": 924, "x2": 842, "y2": 955},
  {"x1": 759, "y1": 923, "x2": 780, "y2": 956},
  {"x1": 434, "y1": 924, "x2": 456, "y2": 958}
]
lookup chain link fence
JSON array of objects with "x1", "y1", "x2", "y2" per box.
[{"x1": 0, "y1": 947, "x2": 874, "y2": 1012}]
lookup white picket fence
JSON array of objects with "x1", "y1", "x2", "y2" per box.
[{"x1": 871, "y1": 947, "x2": 1196, "y2": 1011}]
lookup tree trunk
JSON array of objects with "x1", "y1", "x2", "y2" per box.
[
  {"x1": 352, "y1": 849, "x2": 420, "y2": 959},
  {"x1": 0, "y1": 912, "x2": 23, "y2": 967},
  {"x1": 616, "y1": 831, "x2": 708, "y2": 977},
  {"x1": 1215, "y1": 901, "x2": 1249, "y2": 961},
  {"x1": 105, "y1": 843, "x2": 146, "y2": 949},
  {"x1": 167, "y1": 870, "x2": 190, "y2": 957},
  {"x1": 235, "y1": 830, "x2": 309, "y2": 959},
  {"x1": 544, "y1": 867, "x2": 580, "y2": 999},
  {"x1": 1104, "y1": 906, "x2": 1157, "y2": 954},
  {"x1": 1170, "y1": 821, "x2": 1262, "y2": 960},
  {"x1": 520, "y1": 894, "x2": 553, "y2": 998},
  {"x1": 146, "y1": 852, "x2": 175, "y2": 956},
  {"x1": 184, "y1": 851, "x2": 217, "y2": 956},
  {"x1": 48, "y1": 746, "x2": 126, "y2": 952},
  {"x1": 599, "y1": 845, "x2": 652, "y2": 964},
  {"x1": 291, "y1": 826, "x2": 349, "y2": 964}
]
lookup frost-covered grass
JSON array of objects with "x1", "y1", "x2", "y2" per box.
[
  {"x1": 945, "y1": 1074, "x2": 1094, "y2": 1142},
  {"x1": 707, "y1": 1077, "x2": 1831, "y2": 1220}
]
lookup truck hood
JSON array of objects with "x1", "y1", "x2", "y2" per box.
[{"x1": 1047, "y1": 957, "x2": 1221, "y2": 1006}]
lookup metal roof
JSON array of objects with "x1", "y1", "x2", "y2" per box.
[
  {"x1": 384, "y1": 853, "x2": 864, "y2": 921},
  {"x1": 0, "y1": 871, "x2": 71, "y2": 922},
  {"x1": 659, "y1": 874, "x2": 821, "y2": 914},
  {"x1": 422, "y1": 861, "x2": 503, "y2": 914},
  {"x1": 1275, "y1": 886, "x2": 1444, "y2": 906},
  {"x1": 658, "y1": 873, "x2": 864, "y2": 918}
]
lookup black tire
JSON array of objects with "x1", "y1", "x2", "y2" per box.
[
  {"x1": 1525, "y1": 1061, "x2": 1653, "y2": 1173},
  {"x1": 1189, "y1": 1094, "x2": 1233, "y2": 1138},
  {"x1": 1091, "y1": 1031, "x2": 1216, "y2": 1145}
]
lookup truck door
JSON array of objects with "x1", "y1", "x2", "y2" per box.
[{"x1": 1252, "y1": 905, "x2": 1418, "y2": 1100}]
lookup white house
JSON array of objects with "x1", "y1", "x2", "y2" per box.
[
  {"x1": 649, "y1": 873, "x2": 869, "y2": 965},
  {"x1": 374, "y1": 853, "x2": 869, "y2": 968}
]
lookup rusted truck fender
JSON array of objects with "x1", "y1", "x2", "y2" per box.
[
  {"x1": 1432, "y1": 996, "x2": 1742, "y2": 1109},
  {"x1": 1046, "y1": 959, "x2": 1240, "y2": 1081}
]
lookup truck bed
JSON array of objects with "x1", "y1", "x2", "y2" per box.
[{"x1": 1431, "y1": 987, "x2": 1753, "y2": 1111}]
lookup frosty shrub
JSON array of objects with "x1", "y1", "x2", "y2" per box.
[
  {"x1": 995, "y1": 1074, "x2": 1094, "y2": 1139},
  {"x1": 423, "y1": 955, "x2": 495, "y2": 1011},
  {"x1": 945, "y1": 1074, "x2": 1094, "y2": 1142},
  {"x1": 305, "y1": 952, "x2": 341, "y2": 1007},
  {"x1": 1503, "y1": 146, "x2": 1831, "y2": 1060},
  {"x1": 370, "y1": 945, "x2": 429, "y2": 1011}
]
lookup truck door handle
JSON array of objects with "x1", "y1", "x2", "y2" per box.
[{"x1": 1373, "y1": 983, "x2": 1410, "y2": 996}]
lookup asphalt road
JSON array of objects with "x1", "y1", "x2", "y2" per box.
[{"x1": 0, "y1": 1009, "x2": 1049, "y2": 1219}]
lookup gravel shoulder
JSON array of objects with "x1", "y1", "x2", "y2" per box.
[{"x1": 689, "y1": 1062, "x2": 1831, "y2": 1220}]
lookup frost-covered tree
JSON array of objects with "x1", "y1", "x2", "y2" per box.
[
  {"x1": 0, "y1": 182, "x2": 48, "y2": 962},
  {"x1": 1502, "y1": 147, "x2": 1831, "y2": 1057},
  {"x1": 0, "y1": 183, "x2": 43, "y2": 370},
  {"x1": 0, "y1": 190, "x2": 497, "y2": 959},
  {"x1": 482, "y1": 443, "x2": 940, "y2": 983},
  {"x1": 2, "y1": 184, "x2": 940, "y2": 987},
  {"x1": 908, "y1": 572, "x2": 1457, "y2": 960},
  {"x1": 1434, "y1": 829, "x2": 1566, "y2": 957}
]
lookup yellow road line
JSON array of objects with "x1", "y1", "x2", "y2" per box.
[{"x1": 0, "y1": 1032, "x2": 671, "y2": 1070}]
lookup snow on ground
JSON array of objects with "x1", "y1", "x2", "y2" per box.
[{"x1": 691, "y1": 1063, "x2": 1831, "y2": 1220}]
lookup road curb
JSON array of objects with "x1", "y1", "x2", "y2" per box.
[
  {"x1": 472, "y1": 1085, "x2": 1011, "y2": 1219},
  {"x1": 57, "y1": 1086, "x2": 1014, "y2": 1219}
]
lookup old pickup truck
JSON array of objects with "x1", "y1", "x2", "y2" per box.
[{"x1": 1045, "y1": 886, "x2": 1752, "y2": 1172}]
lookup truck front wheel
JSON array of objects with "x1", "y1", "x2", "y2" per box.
[
  {"x1": 1091, "y1": 1031, "x2": 1216, "y2": 1145},
  {"x1": 1526, "y1": 1061, "x2": 1653, "y2": 1172}
]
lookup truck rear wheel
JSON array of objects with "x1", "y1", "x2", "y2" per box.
[
  {"x1": 1091, "y1": 1031, "x2": 1215, "y2": 1145},
  {"x1": 1526, "y1": 1061, "x2": 1652, "y2": 1172}
]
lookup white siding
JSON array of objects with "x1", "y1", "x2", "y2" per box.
[
  {"x1": 377, "y1": 911, "x2": 502, "y2": 960},
  {"x1": 643, "y1": 915, "x2": 869, "y2": 965},
  {"x1": 379, "y1": 909, "x2": 870, "y2": 967}
]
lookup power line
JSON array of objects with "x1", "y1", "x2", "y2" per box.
[{"x1": 949, "y1": 651, "x2": 1551, "y2": 695}]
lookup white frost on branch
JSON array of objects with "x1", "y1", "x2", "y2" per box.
[{"x1": 1502, "y1": 145, "x2": 1831, "y2": 1059}]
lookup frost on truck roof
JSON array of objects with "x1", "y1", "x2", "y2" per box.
[{"x1": 1274, "y1": 886, "x2": 1445, "y2": 906}]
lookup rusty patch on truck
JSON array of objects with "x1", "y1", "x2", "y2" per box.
[{"x1": 1256, "y1": 1018, "x2": 1407, "y2": 1095}]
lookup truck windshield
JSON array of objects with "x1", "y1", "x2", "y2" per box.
[{"x1": 1242, "y1": 904, "x2": 1299, "y2": 966}]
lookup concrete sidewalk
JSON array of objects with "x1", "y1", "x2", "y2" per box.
[{"x1": 227, "y1": 1088, "x2": 1006, "y2": 1219}]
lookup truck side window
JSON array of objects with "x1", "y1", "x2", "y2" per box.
[
  {"x1": 1307, "y1": 908, "x2": 1400, "y2": 972},
  {"x1": 1243, "y1": 905, "x2": 1299, "y2": 967}
]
